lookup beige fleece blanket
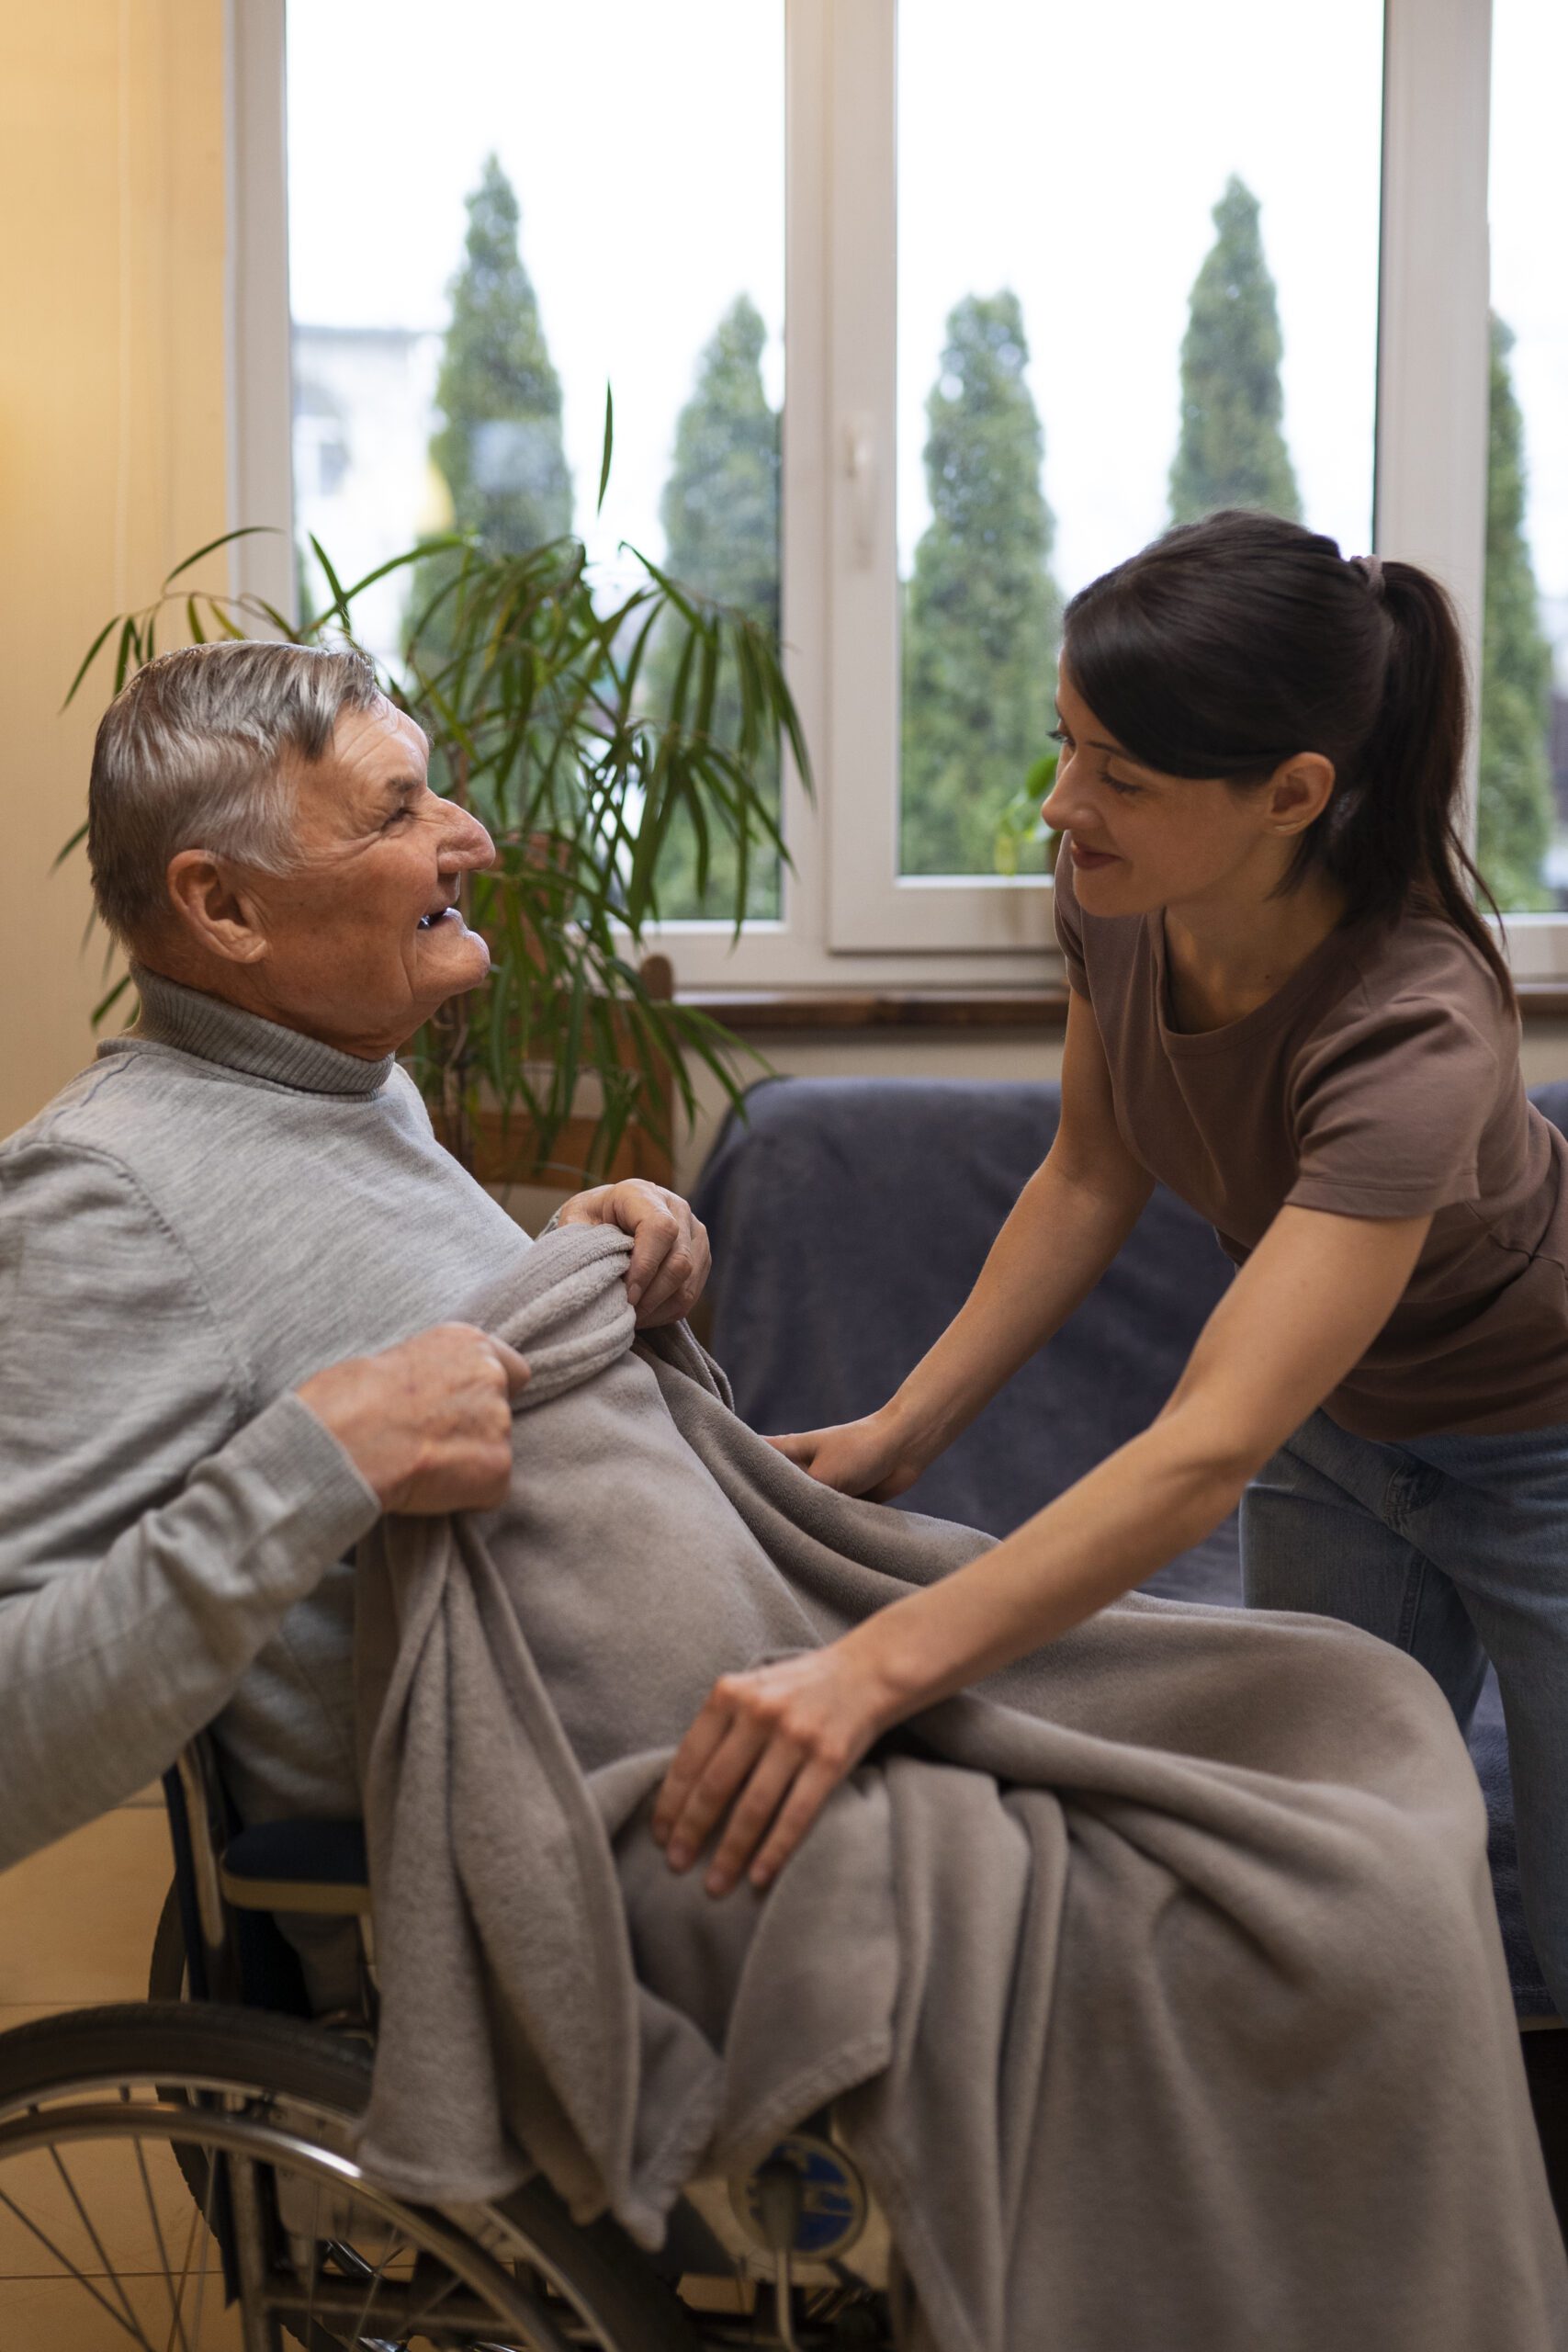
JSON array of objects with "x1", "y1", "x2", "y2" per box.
[{"x1": 354, "y1": 1224, "x2": 1568, "y2": 2352}]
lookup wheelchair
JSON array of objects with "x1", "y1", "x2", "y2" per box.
[{"x1": 0, "y1": 1736, "x2": 896, "y2": 2350}]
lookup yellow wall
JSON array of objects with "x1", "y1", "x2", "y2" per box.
[{"x1": 0, "y1": 1, "x2": 228, "y2": 1138}]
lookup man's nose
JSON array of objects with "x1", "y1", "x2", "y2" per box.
[{"x1": 441, "y1": 807, "x2": 497, "y2": 873}]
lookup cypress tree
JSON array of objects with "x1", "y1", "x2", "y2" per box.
[
  {"x1": 1478, "y1": 313, "x2": 1554, "y2": 911},
  {"x1": 649, "y1": 295, "x2": 782, "y2": 918},
  {"x1": 900, "y1": 289, "x2": 1061, "y2": 876},
  {"x1": 1168, "y1": 176, "x2": 1301, "y2": 526},
  {"x1": 428, "y1": 154, "x2": 572, "y2": 557}
]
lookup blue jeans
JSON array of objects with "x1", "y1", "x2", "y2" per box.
[{"x1": 1242, "y1": 1409, "x2": 1568, "y2": 2019}]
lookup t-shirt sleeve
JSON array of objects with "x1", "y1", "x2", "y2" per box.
[
  {"x1": 1287, "y1": 992, "x2": 1502, "y2": 1220},
  {"x1": 1052, "y1": 837, "x2": 1090, "y2": 998}
]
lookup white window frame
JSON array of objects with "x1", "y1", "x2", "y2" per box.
[{"x1": 229, "y1": 0, "x2": 1568, "y2": 987}]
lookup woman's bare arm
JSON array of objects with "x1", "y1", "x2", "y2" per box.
[{"x1": 655, "y1": 1197, "x2": 1431, "y2": 1894}]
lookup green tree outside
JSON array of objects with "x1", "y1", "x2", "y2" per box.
[
  {"x1": 649, "y1": 294, "x2": 782, "y2": 918},
  {"x1": 409, "y1": 155, "x2": 571, "y2": 659},
  {"x1": 429, "y1": 153, "x2": 571, "y2": 551},
  {"x1": 1478, "y1": 312, "x2": 1554, "y2": 911},
  {"x1": 900, "y1": 289, "x2": 1062, "y2": 876},
  {"x1": 1168, "y1": 176, "x2": 1301, "y2": 526}
]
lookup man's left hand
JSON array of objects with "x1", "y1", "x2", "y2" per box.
[{"x1": 555, "y1": 1181, "x2": 711, "y2": 1328}]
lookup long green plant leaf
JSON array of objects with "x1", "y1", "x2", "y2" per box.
[
  {"x1": 596, "y1": 382, "x2": 615, "y2": 516},
  {"x1": 62, "y1": 511, "x2": 811, "y2": 1179}
]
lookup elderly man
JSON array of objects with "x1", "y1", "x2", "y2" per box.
[{"x1": 0, "y1": 638, "x2": 708, "y2": 1871}]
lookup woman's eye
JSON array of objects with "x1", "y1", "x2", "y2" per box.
[
  {"x1": 1047, "y1": 726, "x2": 1071, "y2": 749},
  {"x1": 1107, "y1": 776, "x2": 1140, "y2": 798}
]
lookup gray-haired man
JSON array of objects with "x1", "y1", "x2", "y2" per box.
[{"x1": 0, "y1": 641, "x2": 708, "y2": 1878}]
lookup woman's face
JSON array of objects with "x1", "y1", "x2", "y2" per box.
[{"x1": 1040, "y1": 665, "x2": 1327, "y2": 920}]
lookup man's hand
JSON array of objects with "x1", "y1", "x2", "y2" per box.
[
  {"x1": 651, "y1": 1636, "x2": 903, "y2": 1896},
  {"x1": 556, "y1": 1180, "x2": 710, "y2": 1328},
  {"x1": 297, "y1": 1324, "x2": 530, "y2": 1513}
]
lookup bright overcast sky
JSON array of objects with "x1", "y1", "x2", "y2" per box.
[{"x1": 288, "y1": 0, "x2": 1568, "y2": 610}]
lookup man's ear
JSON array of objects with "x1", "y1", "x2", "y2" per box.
[
  {"x1": 164, "y1": 850, "x2": 270, "y2": 967},
  {"x1": 1265, "y1": 752, "x2": 1336, "y2": 838}
]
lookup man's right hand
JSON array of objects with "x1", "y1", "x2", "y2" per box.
[
  {"x1": 296, "y1": 1324, "x2": 530, "y2": 1513},
  {"x1": 765, "y1": 1409, "x2": 926, "y2": 1500}
]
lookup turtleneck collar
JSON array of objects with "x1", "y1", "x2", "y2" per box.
[{"x1": 110, "y1": 964, "x2": 396, "y2": 1099}]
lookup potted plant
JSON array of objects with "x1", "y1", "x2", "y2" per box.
[{"x1": 63, "y1": 420, "x2": 807, "y2": 1187}]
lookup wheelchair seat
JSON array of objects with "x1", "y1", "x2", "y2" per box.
[{"x1": 218, "y1": 1815, "x2": 370, "y2": 1916}]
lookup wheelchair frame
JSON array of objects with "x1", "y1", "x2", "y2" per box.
[{"x1": 145, "y1": 1731, "x2": 893, "y2": 2350}]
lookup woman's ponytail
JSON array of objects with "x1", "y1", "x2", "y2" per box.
[
  {"x1": 1063, "y1": 510, "x2": 1515, "y2": 1007},
  {"x1": 1338, "y1": 560, "x2": 1512, "y2": 1000}
]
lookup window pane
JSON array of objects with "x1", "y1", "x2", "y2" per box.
[
  {"x1": 896, "y1": 0, "x2": 1382, "y2": 877},
  {"x1": 1483, "y1": 0, "x2": 1568, "y2": 914},
  {"x1": 287, "y1": 0, "x2": 784, "y2": 918}
]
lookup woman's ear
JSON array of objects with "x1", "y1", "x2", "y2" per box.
[
  {"x1": 164, "y1": 850, "x2": 270, "y2": 967},
  {"x1": 1266, "y1": 752, "x2": 1336, "y2": 838}
]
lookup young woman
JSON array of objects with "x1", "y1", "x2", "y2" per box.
[{"x1": 651, "y1": 508, "x2": 1568, "y2": 2019}]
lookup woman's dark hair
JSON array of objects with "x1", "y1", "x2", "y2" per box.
[{"x1": 1061, "y1": 508, "x2": 1513, "y2": 1002}]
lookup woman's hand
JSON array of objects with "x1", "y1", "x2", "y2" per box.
[
  {"x1": 766, "y1": 1409, "x2": 926, "y2": 1499},
  {"x1": 555, "y1": 1180, "x2": 710, "y2": 1328},
  {"x1": 651, "y1": 1638, "x2": 903, "y2": 1897}
]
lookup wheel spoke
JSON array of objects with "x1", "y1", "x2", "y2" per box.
[
  {"x1": 0, "y1": 2030, "x2": 627, "y2": 2352},
  {"x1": 185, "y1": 2134, "x2": 220, "y2": 2352},
  {"x1": 165, "y1": 2195, "x2": 204, "y2": 2352},
  {"x1": 0, "y1": 2178, "x2": 158, "y2": 2346},
  {"x1": 49, "y1": 2137, "x2": 145, "y2": 2340},
  {"x1": 345, "y1": 2222, "x2": 403, "y2": 2347},
  {"x1": 133, "y1": 2129, "x2": 194, "y2": 2352},
  {"x1": 405, "y1": 2256, "x2": 466, "y2": 2335},
  {"x1": 303, "y1": 2178, "x2": 321, "y2": 2345}
]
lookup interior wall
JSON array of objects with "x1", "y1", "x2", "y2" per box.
[{"x1": 0, "y1": 1, "x2": 228, "y2": 1140}]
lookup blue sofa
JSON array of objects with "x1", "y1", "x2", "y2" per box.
[{"x1": 694, "y1": 1073, "x2": 1568, "y2": 2021}]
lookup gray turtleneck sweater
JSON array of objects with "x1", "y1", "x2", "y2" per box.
[{"x1": 0, "y1": 969, "x2": 538, "y2": 1865}]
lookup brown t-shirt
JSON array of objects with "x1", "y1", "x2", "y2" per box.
[{"x1": 1054, "y1": 843, "x2": 1568, "y2": 1438}]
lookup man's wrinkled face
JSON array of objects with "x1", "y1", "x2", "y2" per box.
[{"x1": 242, "y1": 700, "x2": 496, "y2": 1057}]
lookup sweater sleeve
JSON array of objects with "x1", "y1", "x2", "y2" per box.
[{"x1": 0, "y1": 1142, "x2": 380, "y2": 1870}]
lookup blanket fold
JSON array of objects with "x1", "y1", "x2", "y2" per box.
[{"x1": 355, "y1": 1224, "x2": 1568, "y2": 2352}]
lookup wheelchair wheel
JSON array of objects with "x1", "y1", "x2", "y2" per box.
[{"x1": 0, "y1": 2002, "x2": 701, "y2": 2351}]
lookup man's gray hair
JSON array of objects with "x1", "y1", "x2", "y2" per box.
[{"x1": 87, "y1": 639, "x2": 384, "y2": 944}]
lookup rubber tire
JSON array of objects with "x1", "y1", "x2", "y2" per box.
[
  {"x1": 148, "y1": 1875, "x2": 190, "y2": 2002},
  {"x1": 0, "y1": 2003, "x2": 701, "y2": 2352}
]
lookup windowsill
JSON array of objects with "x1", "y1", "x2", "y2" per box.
[
  {"x1": 679, "y1": 985, "x2": 1066, "y2": 1032},
  {"x1": 680, "y1": 980, "x2": 1568, "y2": 1034}
]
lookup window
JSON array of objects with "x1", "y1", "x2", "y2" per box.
[
  {"x1": 284, "y1": 0, "x2": 784, "y2": 915},
  {"x1": 234, "y1": 0, "x2": 1539, "y2": 986},
  {"x1": 891, "y1": 0, "x2": 1382, "y2": 899},
  {"x1": 1483, "y1": 0, "x2": 1568, "y2": 933}
]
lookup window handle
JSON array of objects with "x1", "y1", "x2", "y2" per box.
[{"x1": 844, "y1": 413, "x2": 877, "y2": 569}]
